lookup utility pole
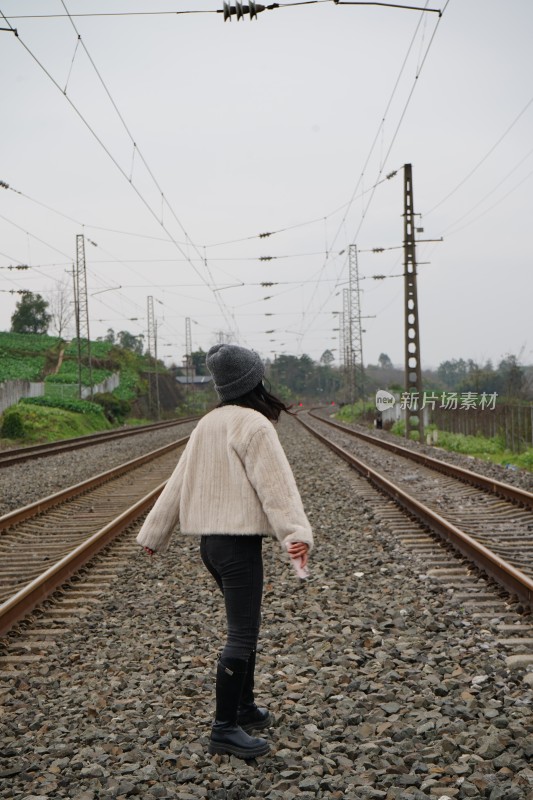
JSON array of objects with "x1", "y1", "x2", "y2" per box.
[
  {"x1": 146, "y1": 296, "x2": 160, "y2": 419},
  {"x1": 185, "y1": 317, "x2": 192, "y2": 392},
  {"x1": 348, "y1": 244, "x2": 365, "y2": 404},
  {"x1": 403, "y1": 164, "x2": 424, "y2": 441},
  {"x1": 75, "y1": 235, "x2": 93, "y2": 399}
]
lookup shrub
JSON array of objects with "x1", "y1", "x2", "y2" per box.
[
  {"x1": 512, "y1": 449, "x2": 533, "y2": 471},
  {"x1": 1, "y1": 409, "x2": 25, "y2": 439},
  {"x1": 93, "y1": 392, "x2": 131, "y2": 423},
  {"x1": 21, "y1": 396, "x2": 105, "y2": 416}
]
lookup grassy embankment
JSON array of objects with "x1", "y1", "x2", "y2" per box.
[{"x1": 0, "y1": 333, "x2": 149, "y2": 444}]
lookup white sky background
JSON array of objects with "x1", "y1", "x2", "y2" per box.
[{"x1": 0, "y1": 0, "x2": 532, "y2": 370}]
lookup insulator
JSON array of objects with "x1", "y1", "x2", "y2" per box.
[
  {"x1": 223, "y1": 2, "x2": 232, "y2": 21},
  {"x1": 236, "y1": 1, "x2": 244, "y2": 20},
  {"x1": 250, "y1": 1, "x2": 266, "y2": 19}
]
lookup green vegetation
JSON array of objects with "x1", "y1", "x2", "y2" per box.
[
  {"x1": 113, "y1": 366, "x2": 145, "y2": 402},
  {"x1": 1, "y1": 402, "x2": 110, "y2": 443},
  {"x1": 10, "y1": 292, "x2": 51, "y2": 335},
  {"x1": 0, "y1": 355, "x2": 46, "y2": 382},
  {"x1": 64, "y1": 339, "x2": 116, "y2": 359},
  {"x1": 45, "y1": 362, "x2": 113, "y2": 386},
  {"x1": 430, "y1": 429, "x2": 533, "y2": 472},
  {"x1": 44, "y1": 383, "x2": 80, "y2": 401},
  {"x1": 0, "y1": 408, "x2": 25, "y2": 439},
  {"x1": 176, "y1": 390, "x2": 212, "y2": 417},
  {"x1": 92, "y1": 393, "x2": 131, "y2": 424},
  {"x1": 0, "y1": 331, "x2": 62, "y2": 353},
  {"x1": 21, "y1": 396, "x2": 105, "y2": 416},
  {"x1": 335, "y1": 400, "x2": 376, "y2": 423},
  {"x1": 0, "y1": 332, "x2": 62, "y2": 382},
  {"x1": 0, "y1": 329, "x2": 172, "y2": 442},
  {"x1": 268, "y1": 352, "x2": 341, "y2": 401},
  {"x1": 388, "y1": 421, "x2": 532, "y2": 472}
]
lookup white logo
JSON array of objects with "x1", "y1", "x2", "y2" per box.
[{"x1": 375, "y1": 390, "x2": 396, "y2": 412}]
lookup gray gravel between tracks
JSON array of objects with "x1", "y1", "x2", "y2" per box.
[
  {"x1": 315, "y1": 414, "x2": 533, "y2": 493},
  {"x1": 0, "y1": 423, "x2": 199, "y2": 518},
  {"x1": 1, "y1": 416, "x2": 532, "y2": 800}
]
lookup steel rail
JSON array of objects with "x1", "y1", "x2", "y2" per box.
[
  {"x1": 0, "y1": 416, "x2": 199, "y2": 468},
  {"x1": 0, "y1": 436, "x2": 188, "y2": 532},
  {"x1": 309, "y1": 410, "x2": 533, "y2": 509},
  {"x1": 298, "y1": 413, "x2": 533, "y2": 609},
  {"x1": 0, "y1": 433, "x2": 192, "y2": 634},
  {"x1": 0, "y1": 481, "x2": 168, "y2": 637}
]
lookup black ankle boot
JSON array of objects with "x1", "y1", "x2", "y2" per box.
[
  {"x1": 208, "y1": 657, "x2": 269, "y2": 759},
  {"x1": 209, "y1": 721, "x2": 270, "y2": 758},
  {"x1": 237, "y1": 649, "x2": 272, "y2": 733}
]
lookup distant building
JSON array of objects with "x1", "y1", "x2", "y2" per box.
[{"x1": 176, "y1": 375, "x2": 212, "y2": 387}]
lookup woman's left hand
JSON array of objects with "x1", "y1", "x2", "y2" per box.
[{"x1": 287, "y1": 541, "x2": 309, "y2": 568}]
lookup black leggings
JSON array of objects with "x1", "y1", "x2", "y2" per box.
[{"x1": 200, "y1": 535, "x2": 264, "y2": 661}]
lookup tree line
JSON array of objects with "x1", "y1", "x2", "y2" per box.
[{"x1": 9, "y1": 293, "x2": 531, "y2": 402}]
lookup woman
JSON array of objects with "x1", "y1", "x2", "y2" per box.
[{"x1": 136, "y1": 343, "x2": 313, "y2": 759}]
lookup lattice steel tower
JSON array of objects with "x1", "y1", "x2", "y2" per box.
[
  {"x1": 185, "y1": 316, "x2": 192, "y2": 391},
  {"x1": 342, "y1": 288, "x2": 354, "y2": 403},
  {"x1": 338, "y1": 311, "x2": 345, "y2": 374},
  {"x1": 348, "y1": 244, "x2": 365, "y2": 403},
  {"x1": 75, "y1": 234, "x2": 93, "y2": 399},
  {"x1": 403, "y1": 164, "x2": 424, "y2": 441},
  {"x1": 146, "y1": 296, "x2": 160, "y2": 419}
]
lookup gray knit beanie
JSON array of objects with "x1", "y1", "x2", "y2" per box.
[{"x1": 206, "y1": 343, "x2": 264, "y2": 401}]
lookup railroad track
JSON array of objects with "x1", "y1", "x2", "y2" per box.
[
  {"x1": 0, "y1": 415, "x2": 199, "y2": 468},
  {"x1": 0, "y1": 435, "x2": 190, "y2": 637},
  {"x1": 298, "y1": 410, "x2": 533, "y2": 610},
  {"x1": 2, "y1": 408, "x2": 532, "y2": 654}
]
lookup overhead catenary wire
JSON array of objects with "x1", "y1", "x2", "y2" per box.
[
  {"x1": 442, "y1": 168, "x2": 533, "y2": 239},
  {"x1": 0, "y1": 0, "x2": 447, "y2": 358},
  {"x1": 6, "y1": 0, "x2": 519, "y2": 367},
  {"x1": 57, "y1": 0, "x2": 238, "y2": 338},
  {"x1": 6, "y1": 184, "x2": 187, "y2": 244},
  {"x1": 201, "y1": 173, "x2": 398, "y2": 248},
  {"x1": 0, "y1": 211, "x2": 170, "y2": 331},
  {"x1": 7, "y1": 0, "x2": 442, "y2": 19},
  {"x1": 298, "y1": 0, "x2": 450, "y2": 344},
  {"x1": 0, "y1": 6, "x2": 238, "y2": 340},
  {"x1": 439, "y1": 145, "x2": 533, "y2": 236},
  {"x1": 297, "y1": 1, "x2": 440, "y2": 337},
  {"x1": 425, "y1": 92, "x2": 533, "y2": 217},
  {"x1": 5, "y1": 174, "x2": 396, "y2": 252}
]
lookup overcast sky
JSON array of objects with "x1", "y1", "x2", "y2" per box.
[{"x1": 1, "y1": 0, "x2": 531, "y2": 370}]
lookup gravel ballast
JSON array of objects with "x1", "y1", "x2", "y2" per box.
[
  {"x1": 1, "y1": 415, "x2": 532, "y2": 799},
  {"x1": 0, "y1": 423, "x2": 198, "y2": 517},
  {"x1": 317, "y1": 413, "x2": 532, "y2": 493}
]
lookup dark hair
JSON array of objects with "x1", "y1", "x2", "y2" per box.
[{"x1": 219, "y1": 381, "x2": 291, "y2": 422}]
